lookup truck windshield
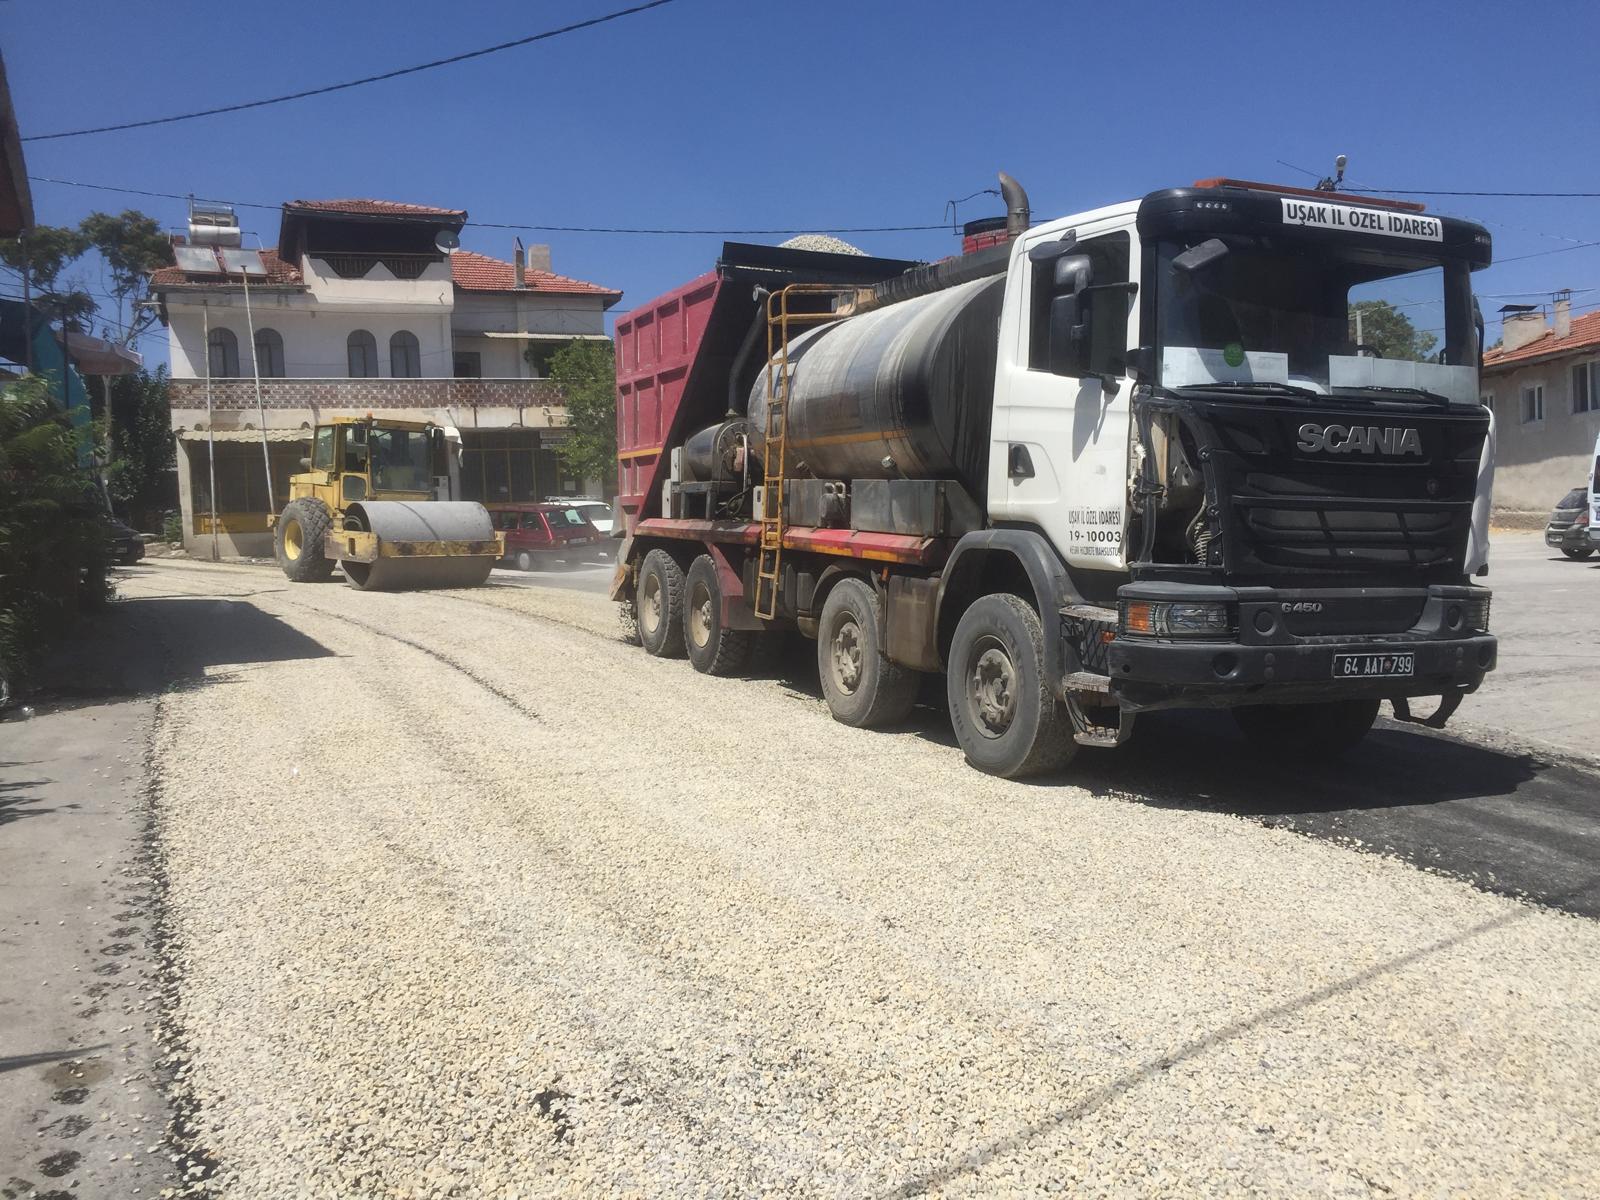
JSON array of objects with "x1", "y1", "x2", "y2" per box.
[
  {"x1": 1154, "y1": 236, "x2": 1478, "y2": 405},
  {"x1": 368, "y1": 427, "x2": 433, "y2": 492}
]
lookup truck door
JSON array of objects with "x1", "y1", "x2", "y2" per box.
[{"x1": 990, "y1": 225, "x2": 1137, "y2": 571}]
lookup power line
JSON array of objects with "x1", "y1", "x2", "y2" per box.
[
  {"x1": 21, "y1": 0, "x2": 679, "y2": 142},
  {"x1": 26, "y1": 174, "x2": 950, "y2": 236},
  {"x1": 1350, "y1": 187, "x2": 1600, "y2": 199}
]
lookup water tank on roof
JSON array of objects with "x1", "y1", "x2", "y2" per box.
[{"x1": 188, "y1": 202, "x2": 241, "y2": 249}]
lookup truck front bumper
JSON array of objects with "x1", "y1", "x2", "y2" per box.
[{"x1": 1104, "y1": 582, "x2": 1495, "y2": 712}]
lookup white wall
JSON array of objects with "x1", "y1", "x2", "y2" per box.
[{"x1": 167, "y1": 292, "x2": 453, "y2": 380}]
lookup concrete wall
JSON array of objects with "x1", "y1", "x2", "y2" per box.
[{"x1": 1482, "y1": 355, "x2": 1600, "y2": 512}]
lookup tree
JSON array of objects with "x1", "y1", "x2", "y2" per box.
[
  {"x1": 78, "y1": 210, "x2": 171, "y2": 347},
  {"x1": 542, "y1": 339, "x2": 616, "y2": 489},
  {"x1": 102, "y1": 368, "x2": 176, "y2": 528},
  {"x1": 1348, "y1": 299, "x2": 1437, "y2": 362},
  {"x1": 0, "y1": 224, "x2": 94, "y2": 329}
]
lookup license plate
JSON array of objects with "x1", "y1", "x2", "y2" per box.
[
  {"x1": 570, "y1": 537, "x2": 591, "y2": 545},
  {"x1": 1332, "y1": 651, "x2": 1415, "y2": 679}
]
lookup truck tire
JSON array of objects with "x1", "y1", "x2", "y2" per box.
[
  {"x1": 683, "y1": 555, "x2": 755, "y2": 676},
  {"x1": 817, "y1": 577, "x2": 919, "y2": 728},
  {"x1": 1562, "y1": 547, "x2": 1594, "y2": 560},
  {"x1": 1232, "y1": 698, "x2": 1380, "y2": 761},
  {"x1": 946, "y1": 593, "x2": 1075, "y2": 778},
  {"x1": 637, "y1": 549, "x2": 686, "y2": 658},
  {"x1": 274, "y1": 499, "x2": 333, "y2": 583}
]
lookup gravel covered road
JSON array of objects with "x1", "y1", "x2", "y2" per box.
[{"x1": 122, "y1": 560, "x2": 1600, "y2": 1198}]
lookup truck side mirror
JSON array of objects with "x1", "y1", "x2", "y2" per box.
[
  {"x1": 1047, "y1": 294, "x2": 1086, "y2": 376},
  {"x1": 1046, "y1": 254, "x2": 1093, "y2": 376}
]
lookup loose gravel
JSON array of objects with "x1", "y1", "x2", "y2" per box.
[{"x1": 131, "y1": 560, "x2": 1600, "y2": 1197}]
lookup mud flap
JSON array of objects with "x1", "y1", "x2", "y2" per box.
[{"x1": 1390, "y1": 690, "x2": 1465, "y2": 729}]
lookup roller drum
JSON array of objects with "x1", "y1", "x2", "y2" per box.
[{"x1": 338, "y1": 500, "x2": 498, "y2": 591}]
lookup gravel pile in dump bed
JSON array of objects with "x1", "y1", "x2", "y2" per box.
[
  {"x1": 779, "y1": 234, "x2": 866, "y2": 256},
  {"x1": 136, "y1": 562, "x2": 1600, "y2": 1198}
]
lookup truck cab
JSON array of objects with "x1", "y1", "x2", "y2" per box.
[{"x1": 983, "y1": 180, "x2": 1494, "y2": 736}]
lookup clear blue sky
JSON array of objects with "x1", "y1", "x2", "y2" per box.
[{"x1": 6, "y1": 0, "x2": 1599, "y2": 366}]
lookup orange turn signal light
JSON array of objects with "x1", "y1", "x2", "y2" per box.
[{"x1": 1123, "y1": 601, "x2": 1155, "y2": 636}]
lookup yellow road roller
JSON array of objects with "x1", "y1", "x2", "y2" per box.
[{"x1": 272, "y1": 417, "x2": 503, "y2": 590}]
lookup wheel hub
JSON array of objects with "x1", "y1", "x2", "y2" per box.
[
  {"x1": 689, "y1": 582, "x2": 712, "y2": 648},
  {"x1": 968, "y1": 642, "x2": 1017, "y2": 737},
  {"x1": 641, "y1": 576, "x2": 662, "y2": 635},
  {"x1": 284, "y1": 520, "x2": 302, "y2": 560},
  {"x1": 831, "y1": 619, "x2": 863, "y2": 693}
]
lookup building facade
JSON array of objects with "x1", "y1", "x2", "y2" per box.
[
  {"x1": 151, "y1": 198, "x2": 620, "y2": 556},
  {"x1": 1480, "y1": 297, "x2": 1600, "y2": 513}
]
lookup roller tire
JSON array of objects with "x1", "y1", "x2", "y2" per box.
[
  {"x1": 946, "y1": 593, "x2": 1075, "y2": 778},
  {"x1": 637, "y1": 549, "x2": 686, "y2": 658},
  {"x1": 1232, "y1": 698, "x2": 1380, "y2": 762},
  {"x1": 684, "y1": 554, "x2": 755, "y2": 676},
  {"x1": 817, "y1": 577, "x2": 919, "y2": 728},
  {"x1": 275, "y1": 499, "x2": 334, "y2": 583}
]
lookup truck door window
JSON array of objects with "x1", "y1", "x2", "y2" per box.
[
  {"x1": 1028, "y1": 231, "x2": 1131, "y2": 373},
  {"x1": 312, "y1": 426, "x2": 335, "y2": 472}
]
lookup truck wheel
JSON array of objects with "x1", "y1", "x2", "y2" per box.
[
  {"x1": 637, "y1": 549, "x2": 686, "y2": 658},
  {"x1": 1562, "y1": 547, "x2": 1594, "y2": 560},
  {"x1": 1232, "y1": 698, "x2": 1380, "y2": 761},
  {"x1": 946, "y1": 593, "x2": 1075, "y2": 778},
  {"x1": 685, "y1": 555, "x2": 754, "y2": 676},
  {"x1": 274, "y1": 499, "x2": 333, "y2": 582},
  {"x1": 817, "y1": 577, "x2": 918, "y2": 728}
]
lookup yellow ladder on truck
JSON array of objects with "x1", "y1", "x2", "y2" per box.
[{"x1": 754, "y1": 285, "x2": 851, "y2": 619}]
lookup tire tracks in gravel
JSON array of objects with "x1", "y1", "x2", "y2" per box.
[{"x1": 122, "y1": 570, "x2": 542, "y2": 724}]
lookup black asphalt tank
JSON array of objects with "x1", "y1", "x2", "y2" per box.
[{"x1": 748, "y1": 274, "x2": 1006, "y2": 499}]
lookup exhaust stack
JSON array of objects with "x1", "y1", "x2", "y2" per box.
[{"x1": 999, "y1": 171, "x2": 1030, "y2": 237}]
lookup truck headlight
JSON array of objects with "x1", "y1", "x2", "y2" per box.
[{"x1": 1120, "y1": 600, "x2": 1236, "y2": 638}]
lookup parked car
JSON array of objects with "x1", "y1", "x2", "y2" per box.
[
  {"x1": 488, "y1": 503, "x2": 603, "y2": 570},
  {"x1": 544, "y1": 497, "x2": 617, "y2": 538},
  {"x1": 1545, "y1": 486, "x2": 1593, "y2": 560},
  {"x1": 105, "y1": 516, "x2": 146, "y2": 565}
]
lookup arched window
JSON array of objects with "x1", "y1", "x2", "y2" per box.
[
  {"x1": 347, "y1": 329, "x2": 378, "y2": 378},
  {"x1": 253, "y1": 328, "x2": 285, "y2": 378},
  {"x1": 389, "y1": 330, "x2": 421, "y2": 378},
  {"x1": 207, "y1": 327, "x2": 239, "y2": 378}
]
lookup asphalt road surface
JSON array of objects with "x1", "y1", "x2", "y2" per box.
[{"x1": 4, "y1": 551, "x2": 1598, "y2": 1197}]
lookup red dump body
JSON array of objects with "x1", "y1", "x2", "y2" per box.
[{"x1": 611, "y1": 242, "x2": 920, "y2": 543}]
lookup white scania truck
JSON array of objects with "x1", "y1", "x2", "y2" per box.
[{"x1": 610, "y1": 174, "x2": 1498, "y2": 777}]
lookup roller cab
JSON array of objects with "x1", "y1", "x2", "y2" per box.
[{"x1": 272, "y1": 416, "x2": 502, "y2": 590}]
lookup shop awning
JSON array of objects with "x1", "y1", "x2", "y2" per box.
[
  {"x1": 473, "y1": 331, "x2": 611, "y2": 341},
  {"x1": 177, "y1": 427, "x2": 309, "y2": 443}
]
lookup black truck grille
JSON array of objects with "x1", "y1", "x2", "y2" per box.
[{"x1": 1187, "y1": 398, "x2": 1490, "y2": 585}]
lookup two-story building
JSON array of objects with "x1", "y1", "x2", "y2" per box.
[
  {"x1": 1481, "y1": 294, "x2": 1600, "y2": 514},
  {"x1": 152, "y1": 197, "x2": 620, "y2": 557}
]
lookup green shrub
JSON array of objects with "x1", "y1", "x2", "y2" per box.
[
  {"x1": 161, "y1": 509, "x2": 183, "y2": 544},
  {"x1": 0, "y1": 376, "x2": 112, "y2": 698}
]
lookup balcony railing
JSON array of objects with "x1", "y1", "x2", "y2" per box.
[
  {"x1": 167, "y1": 376, "x2": 563, "y2": 412},
  {"x1": 313, "y1": 253, "x2": 442, "y2": 280}
]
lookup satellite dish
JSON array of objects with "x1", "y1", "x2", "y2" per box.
[{"x1": 434, "y1": 229, "x2": 460, "y2": 254}]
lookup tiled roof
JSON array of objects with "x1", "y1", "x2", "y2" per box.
[
  {"x1": 283, "y1": 198, "x2": 466, "y2": 219},
  {"x1": 149, "y1": 247, "x2": 303, "y2": 290},
  {"x1": 1483, "y1": 310, "x2": 1600, "y2": 370},
  {"x1": 449, "y1": 249, "x2": 620, "y2": 301}
]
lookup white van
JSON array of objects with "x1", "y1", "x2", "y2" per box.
[{"x1": 1591, "y1": 430, "x2": 1600, "y2": 547}]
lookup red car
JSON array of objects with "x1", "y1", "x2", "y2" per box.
[{"x1": 489, "y1": 503, "x2": 603, "y2": 570}]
